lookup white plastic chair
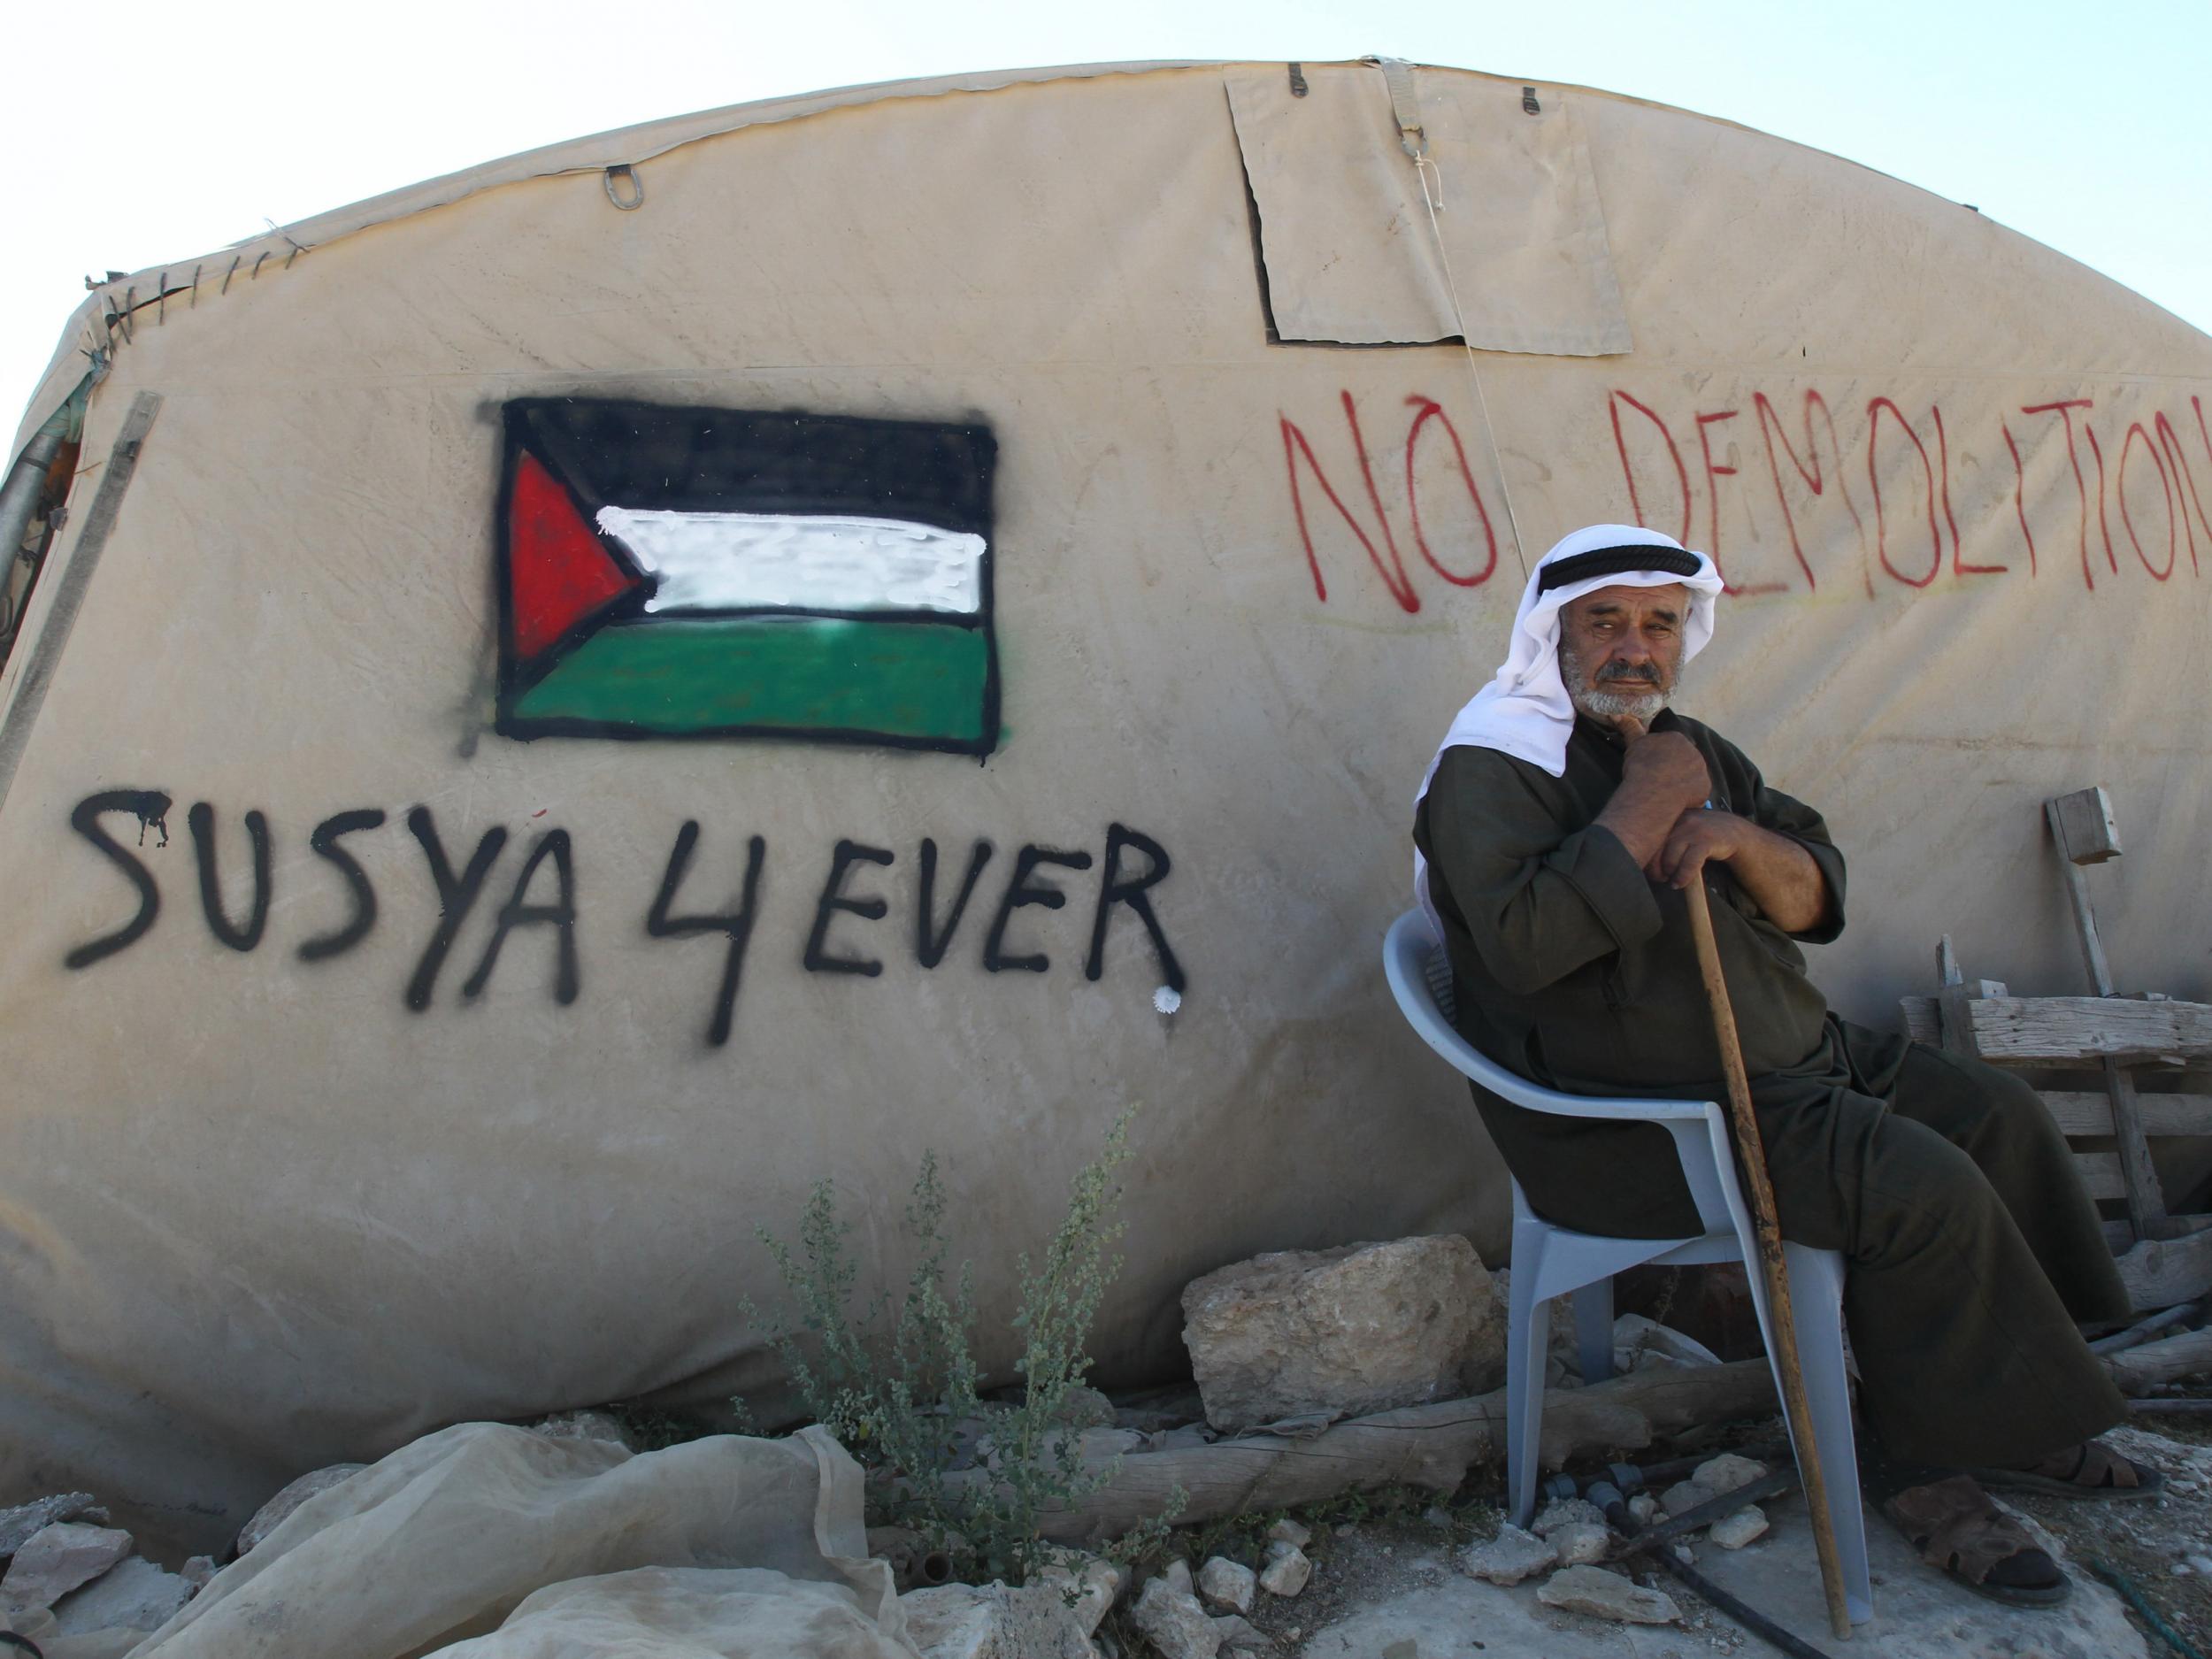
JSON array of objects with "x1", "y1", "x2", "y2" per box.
[{"x1": 1382, "y1": 909, "x2": 1871, "y2": 1624}]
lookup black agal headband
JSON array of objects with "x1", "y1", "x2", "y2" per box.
[{"x1": 1535, "y1": 545, "x2": 1702, "y2": 595}]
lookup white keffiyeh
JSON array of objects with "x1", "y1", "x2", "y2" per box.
[{"x1": 1413, "y1": 524, "x2": 1724, "y2": 933}]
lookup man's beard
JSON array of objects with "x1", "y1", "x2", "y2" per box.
[{"x1": 1560, "y1": 640, "x2": 1674, "y2": 724}]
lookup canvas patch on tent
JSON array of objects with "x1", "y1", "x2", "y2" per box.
[
  {"x1": 495, "y1": 400, "x2": 999, "y2": 754},
  {"x1": 1225, "y1": 63, "x2": 1631, "y2": 355}
]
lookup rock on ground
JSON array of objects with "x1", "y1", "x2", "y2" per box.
[
  {"x1": 1537, "y1": 1564, "x2": 1681, "y2": 1624},
  {"x1": 51, "y1": 1555, "x2": 191, "y2": 1636},
  {"x1": 1181, "y1": 1236, "x2": 1496, "y2": 1429},
  {"x1": 1212, "y1": 1611, "x2": 1270, "y2": 1648},
  {"x1": 1, "y1": 1524, "x2": 134, "y2": 1613},
  {"x1": 1266, "y1": 1518, "x2": 1311, "y2": 1548},
  {"x1": 1461, "y1": 1524, "x2": 1555, "y2": 1586},
  {"x1": 1033, "y1": 1553, "x2": 1122, "y2": 1636},
  {"x1": 1693, "y1": 1453, "x2": 1769, "y2": 1497},
  {"x1": 1259, "y1": 1541, "x2": 1313, "y2": 1598},
  {"x1": 1529, "y1": 1497, "x2": 1603, "y2": 1537},
  {"x1": 899, "y1": 1580, "x2": 1093, "y2": 1659},
  {"x1": 1196, "y1": 1555, "x2": 1256, "y2": 1614},
  {"x1": 0, "y1": 1496, "x2": 105, "y2": 1559},
  {"x1": 235, "y1": 1463, "x2": 367, "y2": 1555},
  {"x1": 179, "y1": 1555, "x2": 219, "y2": 1592},
  {"x1": 1549, "y1": 1522, "x2": 1609, "y2": 1566},
  {"x1": 1708, "y1": 1505, "x2": 1769, "y2": 1549},
  {"x1": 1130, "y1": 1577, "x2": 1222, "y2": 1659}
]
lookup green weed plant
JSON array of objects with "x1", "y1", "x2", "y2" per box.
[{"x1": 745, "y1": 1108, "x2": 1178, "y2": 1583}]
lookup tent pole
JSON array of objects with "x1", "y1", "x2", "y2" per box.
[{"x1": 0, "y1": 414, "x2": 68, "y2": 570}]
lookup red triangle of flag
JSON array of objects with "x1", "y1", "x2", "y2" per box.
[{"x1": 508, "y1": 451, "x2": 642, "y2": 663}]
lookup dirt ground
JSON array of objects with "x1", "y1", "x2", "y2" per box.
[{"x1": 1118, "y1": 1404, "x2": 2212, "y2": 1659}]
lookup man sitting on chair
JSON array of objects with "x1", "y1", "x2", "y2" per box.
[{"x1": 1411, "y1": 522, "x2": 2154, "y2": 1606}]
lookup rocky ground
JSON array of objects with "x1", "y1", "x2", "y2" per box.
[{"x1": 6, "y1": 1233, "x2": 2206, "y2": 1659}]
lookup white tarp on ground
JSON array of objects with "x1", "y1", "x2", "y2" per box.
[
  {"x1": 116, "y1": 1425, "x2": 906, "y2": 1657},
  {"x1": 1, "y1": 58, "x2": 2209, "y2": 1548}
]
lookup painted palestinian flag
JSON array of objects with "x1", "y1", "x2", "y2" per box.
[{"x1": 495, "y1": 399, "x2": 999, "y2": 755}]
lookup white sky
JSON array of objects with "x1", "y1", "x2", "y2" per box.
[{"x1": 6, "y1": 0, "x2": 2207, "y2": 429}]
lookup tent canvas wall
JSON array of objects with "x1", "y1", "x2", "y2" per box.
[{"x1": 4, "y1": 58, "x2": 2209, "y2": 1549}]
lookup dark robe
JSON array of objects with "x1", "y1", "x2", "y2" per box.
[{"x1": 1414, "y1": 710, "x2": 2128, "y2": 1468}]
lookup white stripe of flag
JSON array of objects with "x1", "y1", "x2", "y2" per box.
[{"x1": 595, "y1": 507, "x2": 985, "y2": 617}]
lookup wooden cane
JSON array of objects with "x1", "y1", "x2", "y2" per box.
[{"x1": 1683, "y1": 876, "x2": 1855, "y2": 1640}]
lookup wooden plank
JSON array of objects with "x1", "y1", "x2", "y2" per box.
[
  {"x1": 2116, "y1": 1227, "x2": 2212, "y2": 1311},
  {"x1": 1901, "y1": 996, "x2": 1940, "y2": 1046},
  {"x1": 2049, "y1": 807, "x2": 2117, "y2": 995},
  {"x1": 2074, "y1": 1151, "x2": 2126, "y2": 1202},
  {"x1": 2043, "y1": 794, "x2": 2172, "y2": 1233},
  {"x1": 1017, "y1": 1360, "x2": 1781, "y2": 1540},
  {"x1": 2040, "y1": 1092, "x2": 2212, "y2": 1136},
  {"x1": 2102, "y1": 1061, "x2": 2171, "y2": 1236},
  {"x1": 2107, "y1": 1328, "x2": 2212, "y2": 1395},
  {"x1": 2048, "y1": 787, "x2": 2122, "y2": 865},
  {"x1": 1954, "y1": 997, "x2": 2212, "y2": 1064}
]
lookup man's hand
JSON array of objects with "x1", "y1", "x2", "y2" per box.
[
  {"x1": 1650, "y1": 807, "x2": 1749, "y2": 887},
  {"x1": 1598, "y1": 717, "x2": 1831, "y2": 932},
  {"x1": 1593, "y1": 714, "x2": 1713, "y2": 871},
  {"x1": 1618, "y1": 723, "x2": 1713, "y2": 820}
]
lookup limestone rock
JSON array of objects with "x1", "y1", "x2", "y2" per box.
[
  {"x1": 1549, "y1": 1522, "x2": 1610, "y2": 1565},
  {"x1": 51, "y1": 1555, "x2": 192, "y2": 1636},
  {"x1": 1627, "y1": 1494, "x2": 1658, "y2": 1525},
  {"x1": 1051, "y1": 1386, "x2": 1118, "y2": 1429},
  {"x1": 235, "y1": 1463, "x2": 366, "y2": 1555},
  {"x1": 1265, "y1": 1518, "x2": 1310, "y2": 1549},
  {"x1": 1181, "y1": 1236, "x2": 1495, "y2": 1429},
  {"x1": 529, "y1": 1409, "x2": 637, "y2": 1448},
  {"x1": 1529, "y1": 1497, "x2": 1603, "y2": 1537},
  {"x1": 1130, "y1": 1577, "x2": 1222, "y2": 1659},
  {"x1": 1, "y1": 1525, "x2": 134, "y2": 1613},
  {"x1": 1537, "y1": 1564, "x2": 1681, "y2": 1624},
  {"x1": 1196, "y1": 1555, "x2": 1256, "y2": 1615},
  {"x1": 1161, "y1": 1558, "x2": 1194, "y2": 1597},
  {"x1": 0, "y1": 1496, "x2": 105, "y2": 1559},
  {"x1": 1212, "y1": 1612, "x2": 1270, "y2": 1649},
  {"x1": 1709, "y1": 1505, "x2": 1770, "y2": 1549},
  {"x1": 1693, "y1": 1453, "x2": 1769, "y2": 1498},
  {"x1": 902, "y1": 1580, "x2": 1093, "y2": 1659},
  {"x1": 1034, "y1": 1554, "x2": 1123, "y2": 1636},
  {"x1": 1258, "y1": 1541, "x2": 1312, "y2": 1598},
  {"x1": 179, "y1": 1556, "x2": 218, "y2": 1593},
  {"x1": 1461, "y1": 1524, "x2": 1556, "y2": 1586}
]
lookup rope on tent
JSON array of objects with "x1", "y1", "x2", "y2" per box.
[{"x1": 1371, "y1": 57, "x2": 1534, "y2": 582}]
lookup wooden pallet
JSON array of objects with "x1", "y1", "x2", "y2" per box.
[{"x1": 1898, "y1": 788, "x2": 2212, "y2": 1312}]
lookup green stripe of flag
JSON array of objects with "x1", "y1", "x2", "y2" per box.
[{"x1": 509, "y1": 616, "x2": 992, "y2": 744}]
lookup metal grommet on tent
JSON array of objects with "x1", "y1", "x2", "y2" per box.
[{"x1": 604, "y1": 165, "x2": 645, "y2": 211}]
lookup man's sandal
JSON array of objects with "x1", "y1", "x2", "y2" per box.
[
  {"x1": 1967, "y1": 1439, "x2": 2165, "y2": 1502},
  {"x1": 1882, "y1": 1476, "x2": 2070, "y2": 1607}
]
